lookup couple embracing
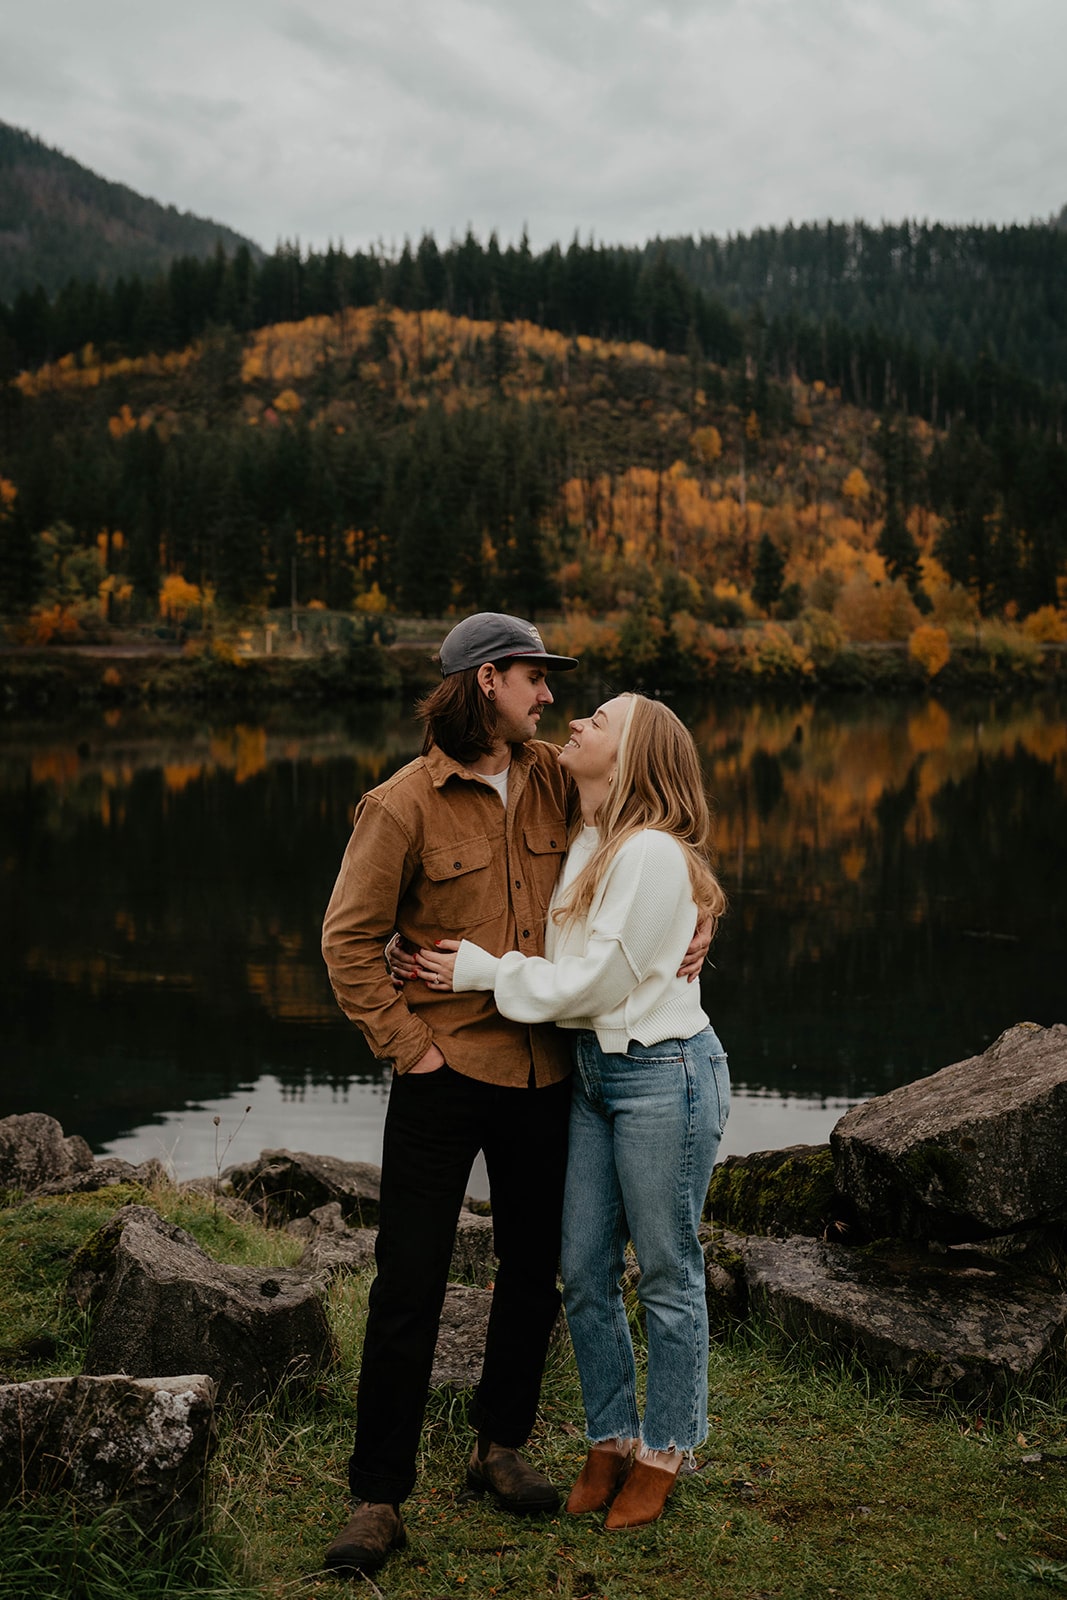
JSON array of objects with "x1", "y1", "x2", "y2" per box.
[{"x1": 321, "y1": 612, "x2": 730, "y2": 1577}]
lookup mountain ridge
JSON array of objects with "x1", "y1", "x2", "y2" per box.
[{"x1": 0, "y1": 120, "x2": 263, "y2": 302}]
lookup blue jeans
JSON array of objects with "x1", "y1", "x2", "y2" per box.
[{"x1": 560, "y1": 1028, "x2": 730, "y2": 1453}]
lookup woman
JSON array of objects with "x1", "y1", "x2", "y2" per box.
[{"x1": 416, "y1": 693, "x2": 729, "y2": 1530}]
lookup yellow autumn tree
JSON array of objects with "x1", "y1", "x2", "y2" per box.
[
  {"x1": 1022, "y1": 605, "x2": 1067, "y2": 643},
  {"x1": 160, "y1": 574, "x2": 203, "y2": 623},
  {"x1": 689, "y1": 426, "x2": 722, "y2": 470},
  {"x1": 909, "y1": 624, "x2": 951, "y2": 677},
  {"x1": 835, "y1": 574, "x2": 919, "y2": 642}
]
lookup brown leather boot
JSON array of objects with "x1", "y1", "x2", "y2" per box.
[
  {"x1": 466, "y1": 1442, "x2": 560, "y2": 1514},
  {"x1": 565, "y1": 1447, "x2": 632, "y2": 1514},
  {"x1": 604, "y1": 1459, "x2": 679, "y2": 1530},
  {"x1": 323, "y1": 1501, "x2": 405, "y2": 1574}
]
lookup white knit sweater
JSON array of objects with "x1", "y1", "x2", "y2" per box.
[{"x1": 451, "y1": 826, "x2": 710, "y2": 1053}]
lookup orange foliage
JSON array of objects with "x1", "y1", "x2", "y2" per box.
[
  {"x1": 159, "y1": 574, "x2": 203, "y2": 621},
  {"x1": 908, "y1": 624, "x2": 951, "y2": 677},
  {"x1": 689, "y1": 426, "x2": 722, "y2": 467},
  {"x1": 355, "y1": 582, "x2": 390, "y2": 614},
  {"x1": 835, "y1": 574, "x2": 919, "y2": 642},
  {"x1": 107, "y1": 404, "x2": 137, "y2": 439},
  {"x1": 24, "y1": 604, "x2": 81, "y2": 645},
  {"x1": 15, "y1": 345, "x2": 196, "y2": 397},
  {"x1": 841, "y1": 467, "x2": 871, "y2": 506},
  {"x1": 1022, "y1": 605, "x2": 1067, "y2": 643}
]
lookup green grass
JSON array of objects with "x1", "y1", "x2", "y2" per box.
[{"x1": 2, "y1": 1188, "x2": 1066, "y2": 1597}]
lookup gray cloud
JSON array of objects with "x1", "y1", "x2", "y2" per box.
[{"x1": 2, "y1": 0, "x2": 1063, "y2": 254}]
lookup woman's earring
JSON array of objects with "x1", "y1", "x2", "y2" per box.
[{"x1": 487, "y1": 688, "x2": 496, "y2": 702}]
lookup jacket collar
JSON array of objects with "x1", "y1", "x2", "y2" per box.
[{"x1": 424, "y1": 740, "x2": 538, "y2": 790}]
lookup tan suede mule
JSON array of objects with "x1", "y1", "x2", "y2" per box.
[
  {"x1": 603, "y1": 1459, "x2": 679, "y2": 1529},
  {"x1": 564, "y1": 1447, "x2": 631, "y2": 1514}
]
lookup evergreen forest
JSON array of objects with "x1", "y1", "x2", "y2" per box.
[{"x1": 1, "y1": 215, "x2": 1066, "y2": 675}]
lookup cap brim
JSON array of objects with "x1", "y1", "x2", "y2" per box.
[{"x1": 506, "y1": 651, "x2": 579, "y2": 672}]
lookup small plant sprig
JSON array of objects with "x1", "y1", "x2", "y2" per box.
[{"x1": 212, "y1": 1105, "x2": 252, "y2": 1224}]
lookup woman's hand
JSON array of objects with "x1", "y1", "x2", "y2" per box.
[
  {"x1": 677, "y1": 914, "x2": 712, "y2": 983},
  {"x1": 416, "y1": 939, "x2": 461, "y2": 992}
]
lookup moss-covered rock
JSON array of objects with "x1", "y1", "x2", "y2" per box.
[{"x1": 704, "y1": 1144, "x2": 839, "y2": 1238}]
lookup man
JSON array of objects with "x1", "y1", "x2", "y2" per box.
[{"x1": 320, "y1": 611, "x2": 580, "y2": 1576}]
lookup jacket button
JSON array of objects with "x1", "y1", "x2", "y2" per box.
[
  {"x1": 550, "y1": 839, "x2": 556, "y2": 847},
  {"x1": 514, "y1": 879, "x2": 521, "y2": 889},
  {"x1": 522, "y1": 930, "x2": 529, "y2": 938},
  {"x1": 453, "y1": 861, "x2": 462, "y2": 869}
]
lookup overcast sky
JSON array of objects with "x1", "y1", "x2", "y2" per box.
[{"x1": 3, "y1": 0, "x2": 1064, "y2": 253}]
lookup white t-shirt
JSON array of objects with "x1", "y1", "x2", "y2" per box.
[{"x1": 477, "y1": 766, "x2": 509, "y2": 807}]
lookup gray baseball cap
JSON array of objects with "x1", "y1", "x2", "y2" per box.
[{"x1": 438, "y1": 612, "x2": 579, "y2": 676}]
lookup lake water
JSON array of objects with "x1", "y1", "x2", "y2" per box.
[{"x1": 2, "y1": 690, "x2": 1064, "y2": 1200}]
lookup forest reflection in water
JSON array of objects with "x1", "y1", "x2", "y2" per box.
[{"x1": 1, "y1": 690, "x2": 1064, "y2": 1190}]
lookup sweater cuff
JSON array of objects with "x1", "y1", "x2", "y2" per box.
[{"x1": 452, "y1": 939, "x2": 501, "y2": 993}]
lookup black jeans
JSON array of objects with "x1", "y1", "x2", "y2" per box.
[{"x1": 348, "y1": 1064, "x2": 572, "y2": 1506}]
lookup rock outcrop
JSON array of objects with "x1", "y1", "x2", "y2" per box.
[
  {"x1": 0, "y1": 1373, "x2": 216, "y2": 1534},
  {"x1": 0, "y1": 1113, "x2": 171, "y2": 1197},
  {"x1": 832, "y1": 1023, "x2": 1067, "y2": 1242},
  {"x1": 742, "y1": 1234, "x2": 1067, "y2": 1399},
  {"x1": 696, "y1": 1022, "x2": 1067, "y2": 1395},
  {"x1": 79, "y1": 1206, "x2": 335, "y2": 1403},
  {"x1": 290, "y1": 1201, "x2": 497, "y2": 1287},
  {"x1": 37, "y1": 1155, "x2": 172, "y2": 1196},
  {"x1": 431, "y1": 1286, "x2": 493, "y2": 1388},
  {"x1": 222, "y1": 1148, "x2": 382, "y2": 1227},
  {"x1": 701, "y1": 1225, "x2": 749, "y2": 1328},
  {"x1": 0, "y1": 1112, "x2": 95, "y2": 1192},
  {"x1": 705, "y1": 1144, "x2": 838, "y2": 1237}
]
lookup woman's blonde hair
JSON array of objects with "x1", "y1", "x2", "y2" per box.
[{"x1": 553, "y1": 693, "x2": 727, "y2": 937}]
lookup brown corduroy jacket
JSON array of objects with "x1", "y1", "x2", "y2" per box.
[{"x1": 322, "y1": 739, "x2": 577, "y2": 1087}]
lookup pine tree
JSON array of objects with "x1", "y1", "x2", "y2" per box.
[
  {"x1": 752, "y1": 533, "x2": 786, "y2": 614},
  {"x1": 0, "y1": 500, "x2": 44, "y2": 613},
  {"x1": 877, "y1": 494, "x2": 922, "y2": 593}
]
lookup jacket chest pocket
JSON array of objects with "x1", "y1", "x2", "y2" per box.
[
  {"x1": 422, "y1": 836, "x2": 504, "y2": 932},
  {"x1": 523, "y1": 824, "x2": 567, "y2": 912}
]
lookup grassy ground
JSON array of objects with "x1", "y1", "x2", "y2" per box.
[{"x1": 2, "y1": 1186, "x2": 1066, "y2": 1599}]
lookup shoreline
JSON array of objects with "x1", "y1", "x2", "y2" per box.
[{"x1": 2, "y1": 635, "x2": 1065, "y2": 716}]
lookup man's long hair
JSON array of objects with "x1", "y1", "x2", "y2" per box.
[
  {"x1": 418, "y1": 666, "x2": 504, "y2": 763},
  {"x1": 553, "y1": 693, "x2": 727, "y2": 938}
]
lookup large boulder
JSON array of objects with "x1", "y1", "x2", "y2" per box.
[
  {"x1": 37, "y1": 1155, "x2": 172, "y2": 1197},
  {"x1": 832, "y1": 1022, "x2": 1067, "y2": 1242},
  {"x1": 79, "y1": 1206, "x2": 335, "y2": 1404},
  {"x1": 222, "y1": 1149, "x2": 382, "y2": 1227},
  {"x1": 0, "y1": 1373, "x2": 216, "y2": 1535},
  {"x1": 0, "y1": 1112, "x2": 94, "y2": 1192},
  {"x1": 704, "y1": 1145, "x2": 839, "y2": 1237},
  {"x1": 447, "y1": 1209, "x2": 498, "y2": 1285},
  {"x1": 430, "y1": 1285, "x2": 493, "y2": 1389},
  {"x1": 701, "y1": 1224, "x2": 749, "y2": 1328},
  {"x1": 291, "y1": 1202, "x2": 497, "y2": 1287},
  {"x1": 742, "y1": 1234, "x2": 1067, "y2": 1399}
]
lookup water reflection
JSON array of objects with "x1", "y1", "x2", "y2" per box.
[{"x1": 2, "y1": 692, "x2": 1064, "y2": 1178}]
